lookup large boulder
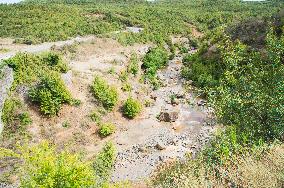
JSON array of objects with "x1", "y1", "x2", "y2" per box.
[{"x1": 0, "y1": 66, "x2": 14, "y2": 134}]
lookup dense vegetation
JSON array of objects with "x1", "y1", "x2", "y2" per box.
[
  {"x1": 0, "y1": 0, "x2": 282, "y2": 45},
  {"x1": 0, "y1": 141, "x2": 117, "y2": 187},
  {"x1": 154, "y1": 12, "x2": 284, "y2": 188},
  {"x1": 0, "y1": 0, "x2": 284, "y2": 187}
]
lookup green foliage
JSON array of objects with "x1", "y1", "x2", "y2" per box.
[
  {"x1": 93, "y1": 142, "x2": 116, "y2": 181},
  {"x1": 70, "y1": 99, "x2": 81, "y2": 107},
  {"x1": 127, "y1": 53, "x2": 139, "y2": 76},
  {"x1": 0, "y1": 141, "x2": 97, "y2": 187},
  {"x1": 1, "y1": 98, "x2": 32, "y2": 138},
  {"x1": 118, "y1": 70, "x2": 128, "y2": 82},
  {"x1": 107, "y1": 67, "x2": 116, "y2": 75},
  {"x1": 2, "y1": 98, "x2": 22, "y2": 127},
  {"x1": 122, "y1": 97, "x2": 142, "y2": 119},
  {"x1": 28, "y1": 73, "x2": 72, "y2": 116},
  {"x1": 91, "y1": 76, "x2": 119, "y2": 111},
  {"x1": 42, "y1": 52, "x2": 68, "y2": 73},
  {"x1": 62, "y1": 121, "x2": 70, "y2": 128},
  {"x1": 90, "y1": 111, "x2": 102, "y2": 123},
  {"x1": 0, "y1": 0, "x2": 281, "y2": 46},
  {"x1": 18, "y1": 112, "x2": 32, "y2": 126},
  {"x1": 121, "y1": 83, "x2": 132, "y2": 92},
  {"x1": 5, "y1": 52, "x2": 69, "y2": 89},
  {"x1": 212, "y1": 32, "x2": 284, "y2": 144},
  {"x1": 98, "y1": 123, "x2": 116, "y2": 137},
  {"x1": 142, "y1": 47, "x2": 168, "y2": 78},
  {"x1": 142, "y1": 47, "x2": 168, "y2": 88},
  {"x1": 181, "y1": 49, "x2": 223, "y2": 89}
]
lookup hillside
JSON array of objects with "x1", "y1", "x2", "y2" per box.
[{"x1": 0, "y1": 0, "x2": 283, "y2": 187}]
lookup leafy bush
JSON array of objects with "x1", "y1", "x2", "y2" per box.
[
  {"x1": 93, "y1": 142, "x2": 116, "y2": 181},
  {"x1": 90, "y1": 111, "x2": 101, "y2": 123},
  {"x1": 121, "y1": 83, "x2": 132, "y2": 92},
  {"x1": 2, "y1": 98, "x2": 22, "y2": 127},
  {"x1": 127, "y1": 53, "x2": 139, "y2": 76},
  {"x1": 98, "y1": 123, "x2": 116, "y2": 137},
  {"x1": 0, "y1": 141, "x2": 97, "y2": 187},
  {"x1": 42, "y1": 52, "x2": 68, "y2": 73},
  {"x1": 181, "y1": 47, "x2": 223, "y2": 89},
  {"x1": 1, "y1": 98, "x2": 32, "y2": 137},
  {"x1": 122, "y1": 97, "x2": 142, "y2": 119},
  {"x1": 142, "y1": 47, "x2": 168, "y2": 79},
  {"x1": 211, "y1": 33, "x2": 284, "y2": 144},
  {"x1": 18, "y1": 112, "x2": 32, "y2": 126},
  {"x1": 91, "y1": 76, "x2": 118, "y2": 111},
  {"x1": 62, "y1": 121, "x2": 70, "y2": 128},
  {"x1": 5, "y1": 52, "x2": 69, "y2": 89},
  {"x1": 28, "y1": 73, "x2": 72, "y2": 116},
  {"x1": 119, "y1": 70, "x2": 128, "y2": 82}
]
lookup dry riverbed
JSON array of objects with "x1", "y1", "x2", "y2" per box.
[{"x1": 0, "y1": 35, "x2": 216, "y2": 183}]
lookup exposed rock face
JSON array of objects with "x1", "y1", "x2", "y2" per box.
[
  {"x1": 0, "y1": 66, "x2": 14, "y2": 133},
  {"x1": 158, "y1": 111, "x2": 179, "y2": 122}
]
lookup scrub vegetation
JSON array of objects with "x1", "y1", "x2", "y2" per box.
[{"x1": 0, "y1": 0, "x2": 283, "y2": 187}]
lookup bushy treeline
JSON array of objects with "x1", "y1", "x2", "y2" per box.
[
  {"x1": 154, "y1": 18, "x2": 284, "y2": 188},
  {"x1": 0, "y1": 0, "x2": 282, "y2": 44}
]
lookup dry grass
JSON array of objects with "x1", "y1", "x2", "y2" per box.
[{"x1": 152, "y1": 144, "x2": 284, "y2": 188}]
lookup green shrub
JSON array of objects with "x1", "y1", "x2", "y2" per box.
[
  {"x1": 1, "y1": 98, "x2": 32, "y2": 136},
  {"x1": 91, "y1": 76, "x2": 118, "y2": 111},
  {"x1": 119, "y1": 70, "x2": 128, "y2": 82},
  {"x1": 70, "y1": 99, "x2": 81, "y2": 107},
  {"x1": 42, "y1": 52, "x2": 68, "y2": 73},
  {"x1": 0, "y1": 141, "x2": 97, "y2": 187},
  {"x1": 181, "y1": 51, "x2": 222, "y2": 89},
  {"x1": 2, "y1": 98, "x2": 22, "y2": 127},
  {"x1": 18, "y1": 112, "x2": 32, "y2": 126},
  {"x1": 93, "y1": 142, "x2": 116, "y2": 181},
  {"x1": 121, "y1": 83, "x2": 132, "y2": 92},
  {"x1": 28, "y1": 73, "x2": 72, "y2": 116},
  {"x1": 127, "y1": 53, "x2": 139, "y2": 76},
  {"x1": 142, "y1": 47, "x2": 168, "y2": 79},
  {"x1": 5, "y1": 52, "x2": 68, "y2": 89},
  {"x1": 122, "y1": 97, "x2": 142, "y2": 119},
  {"x1": 62, "y1": 121, "x2": 70, "y2": 128},
  {"x1": 142, "y1": 47, "x2": 168, "y2": 88},
  {"x1": 90, "y1": 111, "x2": 101, "y2": 123},
  {"x1": 98, "y1": 123, "x2": 116, "y2": 137}
]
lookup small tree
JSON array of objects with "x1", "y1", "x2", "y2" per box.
[
  {"x1": 91, "y1": 76, "x2": 119, "y2": 111},
  {"x1": 28, "y1": 73, "x2": 72, "y2": 116},
  {"x1": 122, "y1": 97, "x2": 142, "y2": 119}
]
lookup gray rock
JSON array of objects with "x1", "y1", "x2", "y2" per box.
[
  {"x1": 0, "y1": 66, "x2": 14, "y2": 134},
  {"x1": 156, "y1": 143, "x2": 166, "y2": 150},
  {"x1": 158, "y1": 111, "x2": 179, "y2": 122}
]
